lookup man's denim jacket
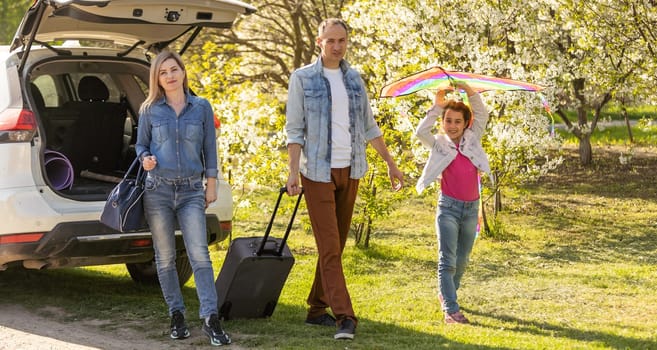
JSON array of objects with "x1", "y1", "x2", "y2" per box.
[
  {"x1": 285, "y1": 58, "x2": 382, "y2": 182},
  {"x1": 414, "y1": 94, "x2": 492, "y2": 194}
]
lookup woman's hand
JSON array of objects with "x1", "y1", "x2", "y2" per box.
[
  {"x1": 142, "y1": 155, "x2": 157, "y2": 171},
  {"x1": 205, "y1": 177, "x2": 217, "y2": 208}
]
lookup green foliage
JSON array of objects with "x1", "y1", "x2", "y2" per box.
[
  {"x1": 560, "y1": 103, "x2": 657, "y2": 122},
  {"x1": 558, "y1": 121, "x2": 657, "y2": 147},
  {"x1": 186, "y1": 40, "x2": 289, "y2": 196},
  {"x1": 0, "y1": 0, "x2": 32, "y2": 45},
  {"x1": 483, "y1": 100, "x2": 564, "y2": 218},
  {"x1": 479, "y1": 211, "x2": 517, "y2": 241},
  {"x1": 184, "y1": 0, "x2": 654, "y2": 244}
]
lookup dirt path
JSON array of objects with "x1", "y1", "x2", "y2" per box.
[{"x1": 0, "y1": 305, "x2": 246, "y2": 350}]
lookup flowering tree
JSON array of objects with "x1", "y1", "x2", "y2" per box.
[
  {"x1": 185, "y1": 1, "x2": 347, "y2": 218},
  {"x1": 343, "y1": 0, "x2": 563, "y2": 236},
  {"x1": 184, "y1": 0, "x2": 654, "y2": 239},
  {"x1": 484, "y1": 98, "x2": 564, "y2": 215},
  {"x1": 504, "y1": 0, "x2": 657, "y2": 164}
]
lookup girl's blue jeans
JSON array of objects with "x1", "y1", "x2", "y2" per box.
[
  {"x1": 436, "y1": 194, "x2": 479, "y2": 314},
  {"x1": 144, "y1": 175, "x2": 218, "y2": 319}
]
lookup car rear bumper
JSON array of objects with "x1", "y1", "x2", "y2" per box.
[{"x1": 0, "y1": 214, "x2": 228, "y2": 270}]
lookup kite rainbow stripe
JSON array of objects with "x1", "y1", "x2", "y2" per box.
[{"x1": 380, "y1": 66, "x2": 544, "y2": 97}]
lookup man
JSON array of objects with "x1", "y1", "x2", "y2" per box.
[{"x1": 285, "y1": 18, "x2": 404, "y2": 340}]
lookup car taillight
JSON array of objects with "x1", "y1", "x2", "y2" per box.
[
  {"x1": 0, "y1": 108, "x2": 37, "y2": 142},
  {"x1": 0, "y1": 233, "x2": 44, "y2": 244},
  {"x1": 129, "y1": 239, "x2": 153, "y2": 247},
  {"x1": 220, "y1": 221, "x2": 232, "y2": 234}
]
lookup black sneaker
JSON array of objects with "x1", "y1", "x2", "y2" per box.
[
  {"x1": 170, "y1": 310, "x2": 190, "y2": 339},
  {"x1": 305, "y1": 313, "x2": 336, "y2": 327},
  {"x1": 203, "y1": 314, "x2": 231, "y2": 346},
  {"x1": 334, "y1": 318, "x2": 355, "y2": 340}
]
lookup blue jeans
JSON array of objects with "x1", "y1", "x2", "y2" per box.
[
  {"x1": 143, "y1": 175, "x2": 218, "y2": 319},
  {"x1": 436, "y1": 194, "x2": 479, "y2": 314}
]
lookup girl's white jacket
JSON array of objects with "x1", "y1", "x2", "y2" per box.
[{"x1": 414, "y1": 93, "x2": 492, "y2": 194}]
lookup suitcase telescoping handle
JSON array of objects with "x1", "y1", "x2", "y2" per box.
[{"x1": 256, "y1": 187, "x2": 304, "y2": 256}]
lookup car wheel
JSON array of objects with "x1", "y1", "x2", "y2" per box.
[{"x1": 126, "y1": 254, "x2": 193, "y2": 286}]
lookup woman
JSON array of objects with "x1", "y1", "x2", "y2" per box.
[
  {"x1": 415, "y1": 81, "x2": 491, "y2": 324},
  {"x1": 136, "y1": 50, "x2": 229, "y2": 345}
]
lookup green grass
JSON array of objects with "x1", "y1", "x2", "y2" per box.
[
  {"x1": 560, "y1": 104, "x2": 657, "y2": 122},
  {"x1": 557, "y1": 122, "x2": 657, "y2": 148},
  {"x1": 1, "y1": 148, "x2": 657, "y2": 349}
]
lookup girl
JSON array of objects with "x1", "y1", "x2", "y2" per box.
[{"x1": 415, "y1": 81, "x2": 491, "y2": 324}]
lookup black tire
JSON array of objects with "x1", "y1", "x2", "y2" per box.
[{"x1": 126, "y1": 254, "x2": 193, "y2": 286}]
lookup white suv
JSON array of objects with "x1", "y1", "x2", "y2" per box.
[{"x1": 0, "y1": 0, "x2": 254, "y2": 284}]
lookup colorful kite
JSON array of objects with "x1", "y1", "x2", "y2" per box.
[
  {"x1": 380, "y1": 66, "x2": 554, "y2": 135},
  {"x1": 380, "y1": 66, "x2": 544, "y2": 97}
]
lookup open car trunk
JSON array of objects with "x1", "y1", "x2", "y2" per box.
[
  {"x1": 30, "y1": 55, "x2": 150, "y2": 200},
  {"x1": 14, "y1": 0, "x2": 255, "y2": 200}
]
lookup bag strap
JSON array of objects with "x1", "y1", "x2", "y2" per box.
[
  {"x1": 256, "y1": 187, "x2": 304, "y2": 256},
  {"x1": 124, "y1": 156, "x2": 146, "y2": 184}
]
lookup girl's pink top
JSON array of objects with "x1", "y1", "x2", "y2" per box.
[{"x1": 441, "y1": 148, "x2": 479, "y2": 201}]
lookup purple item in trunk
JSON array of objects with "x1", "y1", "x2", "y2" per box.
[{"x1": 45, "y1": 149, "x2": 74, "y2": 190}]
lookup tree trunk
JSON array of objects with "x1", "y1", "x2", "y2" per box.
[
  {"x1": 622, "y1": 105, "x2": 634, "y2": 143},
  {"x1": 492, "y1": 172, "x2": 501, "y2": 216},
  {"x1": 571, "y1": 78, "x2": 595, "y2": 166},
  {"x1": 494, "y1": 189, "x2": 502, "y2": 216},
  {"x1": 579, "y1": 134, "x2": 593, "y2": 165},
  {"x1": 363, "y1": 183, "x2": 377, "y2": 248},
  {"x1": 354, "y1": 222, "x2": 363, "y2": 245},
  {"x1": 481, "y1": 200, "x2": 490, "y2": 236},
  {"x1": 364, "y1": 216, "x2": 372, "y2": 248}
]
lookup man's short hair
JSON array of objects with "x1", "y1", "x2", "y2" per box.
[{"x1": 318, "y1": 18, "x2": 348, "y2": 37}]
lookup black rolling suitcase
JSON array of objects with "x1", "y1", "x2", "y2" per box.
[{"x1": 215, "y1": 187, "x2": 303, "y2": 320}]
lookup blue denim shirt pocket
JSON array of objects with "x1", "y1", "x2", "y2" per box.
[
  {"x1": 152, "y1": 119, "x2": 170, "y2": 144},
  {"x1": 348, "y1": 86, "x2": 362, "y2": 105},
  {"x1": 303, "y1": 88, "x2": 324, "y2": 115},
  {"x1": 184, "y1": 119, "x2": 203, "y2": 142}
]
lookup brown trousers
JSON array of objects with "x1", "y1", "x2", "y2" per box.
[{"x1": 301, "y1": 168, "x2": 359, "y2": 324}]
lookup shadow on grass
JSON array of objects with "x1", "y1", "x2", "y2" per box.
[
  {"x1": 513, "y1": 201, "x2": 657, "y2": 266},
  {"x1": 0, "y1": 267, "x2": 512, "y2": 350},
  {"x1": 227, "y1": 302, "x2": 513, "y2": 350},
  {"x1": 465, "y1": 308, "x2": 657, "y2": 350},
  {"x1": 529, "y1": 148, "x2": 657, "y2": 201},
  {"x1": 506, "y1": 149, "x2": 657, "y2": 266},
  {"x1": 350, "y1": 241, "x2": 437, "y2": 274}
]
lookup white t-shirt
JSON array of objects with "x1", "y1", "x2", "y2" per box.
[{"x1": 323, "y1": 67, "x2": 351, "y2": 168}]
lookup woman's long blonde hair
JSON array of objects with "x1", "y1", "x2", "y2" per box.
[{"x1": 139, "y1": 50, "x2": 189, "y2": 114}]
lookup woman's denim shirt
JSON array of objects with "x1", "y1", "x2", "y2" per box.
[
  {"x1": 285, "y1": 58, "x2": 382, "y2": 182},
  {"x1": 136, "y1": 93, "x2": 218, "y2": 180},
  {"x1": 414, "y1": 94, "x2": 492, "y2": 194}
]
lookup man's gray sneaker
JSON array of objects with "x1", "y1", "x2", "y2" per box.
[
  {"x1": 334, "y1": 318, "x2": 355, "y2": 340},
  {"x1": 170, "y1": 310, "x2": 190, "y2": 340}
]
